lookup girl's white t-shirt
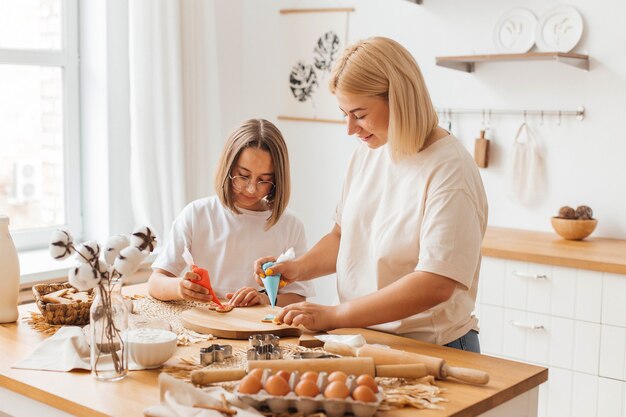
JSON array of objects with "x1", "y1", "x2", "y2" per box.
[
  {"x1": 335, "y1": 135, "x2": 488, "y2": 345},
  {"x1": 152, "y1": 196, "x2": 315, "y2": 298}
]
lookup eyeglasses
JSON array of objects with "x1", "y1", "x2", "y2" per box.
[{"x1": 229, "y1": 174, "x2": 275, "y2": 195}]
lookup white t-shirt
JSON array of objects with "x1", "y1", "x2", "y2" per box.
[
  {"x1": 152, "y1": 196, "x2": 315, "y2": 299},
  {"x1": 335, "y1": 135, "x2": 488, "y2": 345}
]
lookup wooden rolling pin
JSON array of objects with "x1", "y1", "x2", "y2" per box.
[
  {"x1": 190, "y1": 357, "x2": 428, "y2": 385},
  {"x1": 324, "y1": 342, "x2": 489, "y2": 385}
]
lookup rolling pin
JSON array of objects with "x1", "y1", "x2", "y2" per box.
[
  {"x1": 324, "y1": 342, "x2": 489, "y2": 385},
  {"x1": 190, "y1": 357, "x2": 428, "y2": 385}
]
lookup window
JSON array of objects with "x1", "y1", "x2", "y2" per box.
[{"x1": 0, "y1": 0, "x2": 80, "y2": 250}]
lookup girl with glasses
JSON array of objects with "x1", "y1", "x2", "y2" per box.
[
  {"x1": 149, "y1": 119, "x2": 314, "y2": 307},
  {"x1": 255, "y1": 37, "x2": 487, "y2": 353}
]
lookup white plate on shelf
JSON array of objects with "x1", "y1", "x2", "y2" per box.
[
  {"x1": 493, "y1": 8, "x2": 537, "y2": 53},
  {"x1": 535, "y1": 5, "x2": 583, "y2": 52}
]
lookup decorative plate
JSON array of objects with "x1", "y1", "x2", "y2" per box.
[
  {"x1": 493, "y1": 8, "x2": 538, "y2": 53},
  {"x1": 535, "y1": 5, "x2": 583, "y2": 52}
]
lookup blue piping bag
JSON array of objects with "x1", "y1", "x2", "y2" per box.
[
  {"x1": 261, "y1": 248, "x2": 295, "y2": 308},
  {"x1": 261, "y1": 262, "x2": 280, "y2": 308}
]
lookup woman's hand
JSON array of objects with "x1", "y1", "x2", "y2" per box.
[
  {"x1": 177, "y1": 271, "x2": 213, "y2": 302},
  {"x1": 226, "y1": 287, "x2": 268, "y2": 307},
  {"x1": 253, "y1": 257, "x2": 300, "y2": 286},
  {"x1": 276, "y1": 302, "x2": 340, "y2": 332}
]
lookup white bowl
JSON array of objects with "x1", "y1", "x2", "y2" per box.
[{"x1": 127, "y1": 328, "x2": 177, "y2": 369}]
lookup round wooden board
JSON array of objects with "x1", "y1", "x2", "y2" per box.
[{"x1": 180, "y1": 304, "x2": 302, "y2": 339}]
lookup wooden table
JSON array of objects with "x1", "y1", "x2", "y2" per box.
[{"x1": 0, "y1": 285, "x2": 547, "y2": 417}]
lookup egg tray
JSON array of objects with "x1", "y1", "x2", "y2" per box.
[{"x1": 235, "y1": 370, "x2": 382, "y2": 417}]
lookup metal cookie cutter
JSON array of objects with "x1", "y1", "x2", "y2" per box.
[
  {"x1": 247, "y1": 334, "x2": 282, "y2": 360},
  {"x1": 249, "y1": 334, "x2": 280, "y2": 348},
  {"x1": 200, "y1": 344, "x2": 233, "y2": 366}
]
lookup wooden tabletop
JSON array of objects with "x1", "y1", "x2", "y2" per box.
[
  {"x1": 482, "y1": 226, "x2": 626, "y2": 275},
  {"x1": 0, "y1": 285, "x2": 547, "y2": 417}
]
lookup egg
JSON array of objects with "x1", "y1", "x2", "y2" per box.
[
  {"x1": 264, "y1": 375, "x2": 291, "y2": 396},
  {"x1": 238, "y1": 375, "x2": 262, "y2": 394},
  {"x1": 356, "y1": 374, "x2": 379, "y2": 393},
  {"x1": 352, "y1": 385, "x2": 377, "y2": 403},
  {"x1": 294, "y1": 379, "x2": 320, "y2": 397},
  {"x1": 300, "y1": 371, "x2": 319, "y2": 382},
  {"x1": 323, "y1": 381, "x2": 350, "y2": 399},
  {"x1": 275, "y1": 370, "x2": 291, "y2": 382},
  {"x1": 247, "y1": 368, "x2": 265, "y2": 381},
  {"x1": 327, "y1": 371, "x2": 348, "y2": 383}
]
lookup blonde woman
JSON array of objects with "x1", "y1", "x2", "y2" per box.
[
  {"x1": 255, "y1": 37, "x2": 487, "y2": 352},
  {"x1": 150, "y1": 119, "x2": 314, "y2": 307}
]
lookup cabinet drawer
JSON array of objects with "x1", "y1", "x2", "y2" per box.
[
  {"x1": 599, "y1": 324, "x2": 626, "y2": 381},
  {"x1": 479, "y1": 257, "x2": 604, "y2": 322},
  {"x1": 602, "y1": 272, "x2": 626, "y2": 327}
]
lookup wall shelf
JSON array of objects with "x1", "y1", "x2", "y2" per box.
[{"x1": 436, "y1": 52, "x2": 589, "y2": 73}]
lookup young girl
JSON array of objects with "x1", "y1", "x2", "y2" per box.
[{"x1": 149, "y1": 119, "x2": 314, "y2": 307}]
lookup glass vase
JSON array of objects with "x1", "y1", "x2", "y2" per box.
[{"x1": 90, "y1": 280, "x2": 129, "y2": 381}]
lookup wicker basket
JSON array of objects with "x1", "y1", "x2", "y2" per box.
[{"x1": 32, "y1": 283, "x2": 93, "y2": 325}]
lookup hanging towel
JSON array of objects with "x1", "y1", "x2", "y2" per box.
[{"x1": 506, "y1": 123, "x2": 545, "y2": 205}]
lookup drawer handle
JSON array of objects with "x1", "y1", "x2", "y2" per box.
[
  {"x1": 513, "y1": 271, "x2": 549, "y2": 280},
  {"x1": 509, "y1": 320, "x2": 545, "y2": 331}
]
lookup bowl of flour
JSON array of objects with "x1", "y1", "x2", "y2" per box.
[{"x1": 128, "y1": 327, "x2": 177, "y2": 369}]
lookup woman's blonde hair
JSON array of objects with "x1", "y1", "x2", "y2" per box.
[
  {"x1": 214, "y1": 119, "x2": 290, "y2": 229},
  {"x1": 329, "y1": 37, "x2": 439, "y2": 160}
]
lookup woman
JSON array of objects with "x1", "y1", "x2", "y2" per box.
[
  {"x1": 255, "y1": 37, "x2": 487, "y2": 352},
  {"x1": 149, "y1": 119, "x2": 314, "y2": 307}
]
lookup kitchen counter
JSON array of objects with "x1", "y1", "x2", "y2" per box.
[
  {"x1": 0, "y1": 285, "x2": 547, "y2": 417},
  {"x1": 483, "y1": 226, "x2": 626, "y2": 274}
]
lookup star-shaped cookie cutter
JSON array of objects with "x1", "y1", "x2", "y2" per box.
[{"x1": 200, "y1": 344, "x2": 233, "y2": 365}]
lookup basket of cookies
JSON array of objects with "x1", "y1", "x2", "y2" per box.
[{"x1": 32, "y1": 282, "x2": 94, "y2": 325}]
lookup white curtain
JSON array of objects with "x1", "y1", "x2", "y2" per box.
[{"x1": 129, "y1": 0, "x2": 221, "y2": 242}]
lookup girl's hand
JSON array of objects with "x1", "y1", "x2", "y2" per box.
[
  {"x1": 227, "y1": 287, "x2": 268, "y2": 307},
  {"x1": 276, "y1": 302, "x2": 339, "y2": 332},
  {"x1": 178, "y1": 271, "x2": 212, "y2": 302},
  {"x1": 253, "y1": 257, "x2": 299, "y2": 286}
]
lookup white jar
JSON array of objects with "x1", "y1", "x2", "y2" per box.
[{"x1": 0, "y1": 215, "x2": 20, "y2": 323}]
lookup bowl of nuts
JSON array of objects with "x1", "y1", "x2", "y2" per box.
[{"x1": 551, "y1": 205, "x2": 597, "y2": 241}]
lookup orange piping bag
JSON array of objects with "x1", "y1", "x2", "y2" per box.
[{"x1": 191, "y1": 264, "x2": 224, "y2": 308}]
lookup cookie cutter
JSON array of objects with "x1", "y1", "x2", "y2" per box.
[
  {"x1": 200, "y1": 344, "x2": 233, "y2": 365},
  {"x1": 249, "y1": 334, "x2": 280, "y2": 348},
  {"x1": 247, "y1": 343, "x2": 283, "y2": 360},
  {"x1": 247, "y1": 333, "x2": 282, "y2": 360}
]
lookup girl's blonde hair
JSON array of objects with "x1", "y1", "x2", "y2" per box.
[
  {"x1": 329, "y1": 37, "x2": 439, "y2": 160},
  {"x1": 214, "y1": 119, "x2": 290, "y2": 229}
]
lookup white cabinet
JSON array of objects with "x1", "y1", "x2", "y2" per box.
[{"x1": 477, "y1": 256, "x2": 626, "y2": 417}]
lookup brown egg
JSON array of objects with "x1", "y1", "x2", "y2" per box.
[
  {"x1": 275, "y1": 370, "x2": 291, "y2": 382},
  {"x1": 352, "y1": 385, "x2": 377, "y2": 403},
  {"x1": 327, "y1": 371, "x2": 348, "y2": 383},
  {"x1": 238, "y1": 375, "x2": 262, "y2": 394},
  {"x1": 265, "y1": 375, "x2": 291, "y2": 396},
  {"x1": 294, "y1": 379, "x2": 320, "y2": 397},
  {"x1": 247, "y1": 368, "x2": 264, "y2": 381},
  {"x1": 323, "y1": 381, "x2": 350, "y2": 399},
  {"x1": 356, "y1": 374, "x2": 379, "y2": 393},
  {"x1": 300, "y1": 371, "x2": 319, "y2": 382}
]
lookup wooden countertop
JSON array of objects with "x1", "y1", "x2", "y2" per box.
[
  {"x1": 0, "y1": 285, "x2": 547, "y2": 417},
  {"x1": 482, "y1": 226, "x2": 626, "y2": 275}
]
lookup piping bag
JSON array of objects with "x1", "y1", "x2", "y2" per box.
[
  {"x1": 182, "y1": 247, "x2": 224, "y2": 308},
  {"x1": 261, "y1": 248, "x2": 295, "y2": 308}
]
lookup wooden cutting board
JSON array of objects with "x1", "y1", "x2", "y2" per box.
[{"x1": 180, "y1": 304, "x2": 302, "y2": 339}]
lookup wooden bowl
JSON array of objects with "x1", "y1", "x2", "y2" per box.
[{"x1": 551, "y1": 217, "x2": 598, "y2": 241}]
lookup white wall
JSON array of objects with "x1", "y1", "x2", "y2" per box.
[{"x1": 215, "y1": 0, "x2": 626, "y2": 303}]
